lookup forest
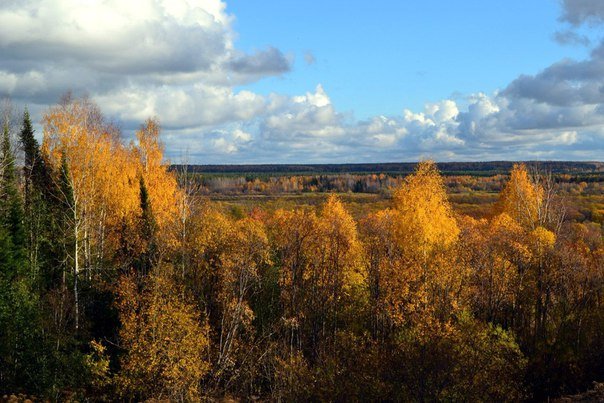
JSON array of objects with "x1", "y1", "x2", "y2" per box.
[
  {"x1": 174, "y1": 161, "x2": 604, "y2": 175},
  {"x1": 0, "y1": 96, "x2": 603, "y2": 402}
]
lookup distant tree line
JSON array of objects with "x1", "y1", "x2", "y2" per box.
[
  {"x1": 182, "y1": 170, "x2": 603, "y2": 199},
  {"x1": 173, "y1": 160, "x2": 604, "y2": 175}
]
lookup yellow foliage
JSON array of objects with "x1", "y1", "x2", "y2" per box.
[
  {"x1": 116, "y1": 273, "x2": 210, "y2": 401},
  {"x1": 530, "y1": 226, "x2": 556, "y2": 258},
  {"x1": 133, "y1": 119, "x2": 181, "y2": 246},
  {"x1": 269, "y1": 207, "x2": 319, "y2": 324},
  {"x1": 219, "y1": 216, "x2": 271, "y2": 306},
  {"x1": 498, "y1": 164, "x2": 544, "y2": 229},
  {"x1": 362, "y1": 162, "x2": 466, "y2": 331},
  {"x1": 490, "y1": 212, "x2": 523, "y2": 235},
  {"x1": 489, "y1": 213, "x2": 532, "y2": 261},
  {"x1": 193, "y1": 208, "x2": 234, "y2": 258},
  {"x1": 84, "y1": 340, "x2": 111, "y2": 391},
  {"x1": 362, "y1": 208, "x2": 414, "y2": 328},
  {"x1": 459, "y1": 213, "x2": 524, "y2": 324},
  {"x1": 318, "y1": 194, "x2": 366, "y2": 292},
  {"x1": 394, "y1": 162, "x2": 464, "y2": 321},
  {"x1": 393, "y1": 160, "x2": 459, "y2": 255},
  {"x1": 269, "y1": 197, "x2": 365, "y2": 352},
  {"x1": 42, "y1": 97, "x2": 140, "y2": 263}
]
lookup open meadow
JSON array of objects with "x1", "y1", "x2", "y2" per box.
[{"x1": 189, "y1": 166, "x2": 604, "y2": 224}]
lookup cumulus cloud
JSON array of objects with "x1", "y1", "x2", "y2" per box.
[
  {"x1": 502, "y1": 55, "x2": 604, "y2": 107},
  {"x1": 260, "y1": 85, "x2": 343, "y2": 143},
  {"x1": 231, "y1": 84, "x2": 601, "y2": 162},
  {"x1": 95, "y1": 85, "x2": 266, "y2": 129},
  {"x1": 481, "y1": 0, "x2": 604, "y2": 161},
  {"x1": 1, "y1": 1, "x2": 229, "y2": 75},
  {"x1": 1, "y1": 0, "x2": 603, "y2": 163},
  {"x1": 560, "y1": 0, "x2": 604, "y2": 26},
  {"x1": 0, "y1": 0, "x2": 291, "y2": 119}
]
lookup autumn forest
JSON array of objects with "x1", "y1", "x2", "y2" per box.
[{"x1": 1, "y1": 96, "x2": 604, "y2": 401}]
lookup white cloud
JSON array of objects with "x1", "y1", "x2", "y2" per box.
[
  {"x1": 0, "y1": 0, "x2": 233, "y2": 74},
  {"x1": 95, "y1": 84, "x2": 266, "y2": 129},
  {"x1": 292, "y1": 84, "x2": 331, "y2": 107},
  {"x1": 233, "y1": 129, "x2": 252, "y2": 142},
  {"x1": 1, "y1": 0, "x2": 603, "y2": 163},
  {"x1": 0, "y1": 0, "x2": 294, "y2": 160}
]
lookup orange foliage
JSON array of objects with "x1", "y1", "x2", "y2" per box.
[
  {"x1": 42, "y1": 96, "x2": 140, "y2": 266},
  {"x1": 133, "y1": 119, "x2": 181, "y2": 247},
  {"x1": 498, "y1": 163, "x2": 544, "y2": 230}
]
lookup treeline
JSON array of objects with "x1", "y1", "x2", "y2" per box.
[
  {"x1": 0, "y1": 96, "x2": 603, "y2": 401},
  {"x1": 186, "y1": 173, "x2": 504, "y2": 195},
  {"x1": 175, "y1": 161, "x2": 604, "y2": 175},
  {"x1": 184, "y1": 171, "x2": 604, "y2": 197}
]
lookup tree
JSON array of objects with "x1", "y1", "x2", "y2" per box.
[
  {"x1": 313, "y1": 195, "x2": 366, "y2": 337},
  {"x1": 361, "y1": 208, "x2": 406, "y2": 335},
  {"x1": 214, "y1": 217, "x2": 271, "y2": 385},
  {"x1": 135, "y1": 176, "x2": 157, "y2": 276},
  {"x1": 0, "y1": 122, "x2": 25, "y2": 268},
  {"x1": 0, "y1": 112, "x2": 55, "y2": 396},
  {"x1": 133, "y1": 118, "x2": 181, "y2": 250},
  {"x1": 496, "y1": 164, "x2": 565, "y2": 345},
  {"x1": 460, "y1": 214, "x2": 524, "y2": 329},
  {"x1": 270, "y1": 208, "x2": 319, "y2": 353},
  {"x1": 387, "y1": 312, "x2": 527, "y2": 402},
  {"x1": 116, "y1": 272, "x2": 210, "y2": 401},
  {"x1": 43, "y1": 96, "x2": 140, "y2": 283},
  {"x1": 295, "y1": 195, "x2": 366, "y2": 359},
  {"x1": 19, "y1": 108, "x2": 60, "y2": 289},
  {"x1": 498, "y1": 163, "x2": 564, "y2": 233},
  {"x1": 365, "y1": 161, "x2": 465, "y2": 332}
]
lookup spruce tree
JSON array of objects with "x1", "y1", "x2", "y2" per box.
[
  {"x1": 138, "y1": 176, "x2": 157, "y2": 276},
  {"x1": 0, "y1": 116, "x2": 47, "y2": 395},
  {"x1": 19, "y1": 109, "x2": 63, "y2": 289},
  {"x1": 1, "y1": 123, "x2": 25, "y2": 264},
  {"x1": 21, "y1": 109, "x2": 56, "y2": 202}
]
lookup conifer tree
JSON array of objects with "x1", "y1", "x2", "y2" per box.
[
  {"x1": 19, "y1": 109, "x2": 60, "y2": 288},
  {"x1": 137, "y1": 176, "x2": 157, "y2": 276},
  {"x1": 20, "y1": 109, "x2": 54, "y2": 200},
  {"x1": 0, "y1": 116, "x2": 47, "y2": 395},
  {"x1": 0, "y1": 122, "x2": 25, "y2": 266}
]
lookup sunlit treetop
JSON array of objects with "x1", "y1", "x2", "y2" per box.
[
  {"x1": 498, "y1": 164, "x2": 544, "y2": 229},
  {"x1": 393, "y1": 160, "x2": 459, "y2": 253}
]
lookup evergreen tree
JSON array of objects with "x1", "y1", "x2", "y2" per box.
[
  {"x1": 0, "y1": 118, "x2": 48, "y2": 395},
  {"x1": 19, "y1": 109, "x2": 61, "y2": 289},
  {"x1": 20, "y1": 108, "x2": 53, "y2": 199},
  {"x1": 137, "y1": 176, "x2": 157, "y2": 276},
  {"x1": 1, "y1": 123, "x2": 25, "y2": 265}
]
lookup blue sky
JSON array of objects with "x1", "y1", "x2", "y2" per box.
[
  {"x1": 230, "y1": 0, "x2": 589, "y2": 117},
  {"x1": 0, "y1": 0, "x2": 603, "y2": 163}
]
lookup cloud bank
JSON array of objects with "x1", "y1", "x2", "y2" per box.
[{"x1": 0, "y1": 0, "x2": 602, "y2": 162}]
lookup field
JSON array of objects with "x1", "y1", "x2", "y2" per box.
[
  {"x1": 206, "y1": 191, "x2": 497, "y2": 220},
  {"x1": 186, "y1": 162, "x2": 604, "y2": 225},
  {"x1": 207, "y1": 191, "x2": 604, "y2": 223}
]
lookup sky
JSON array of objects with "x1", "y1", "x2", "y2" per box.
[{"x1": 0, "y1": 0, "x2": 603, "y2": 163}]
